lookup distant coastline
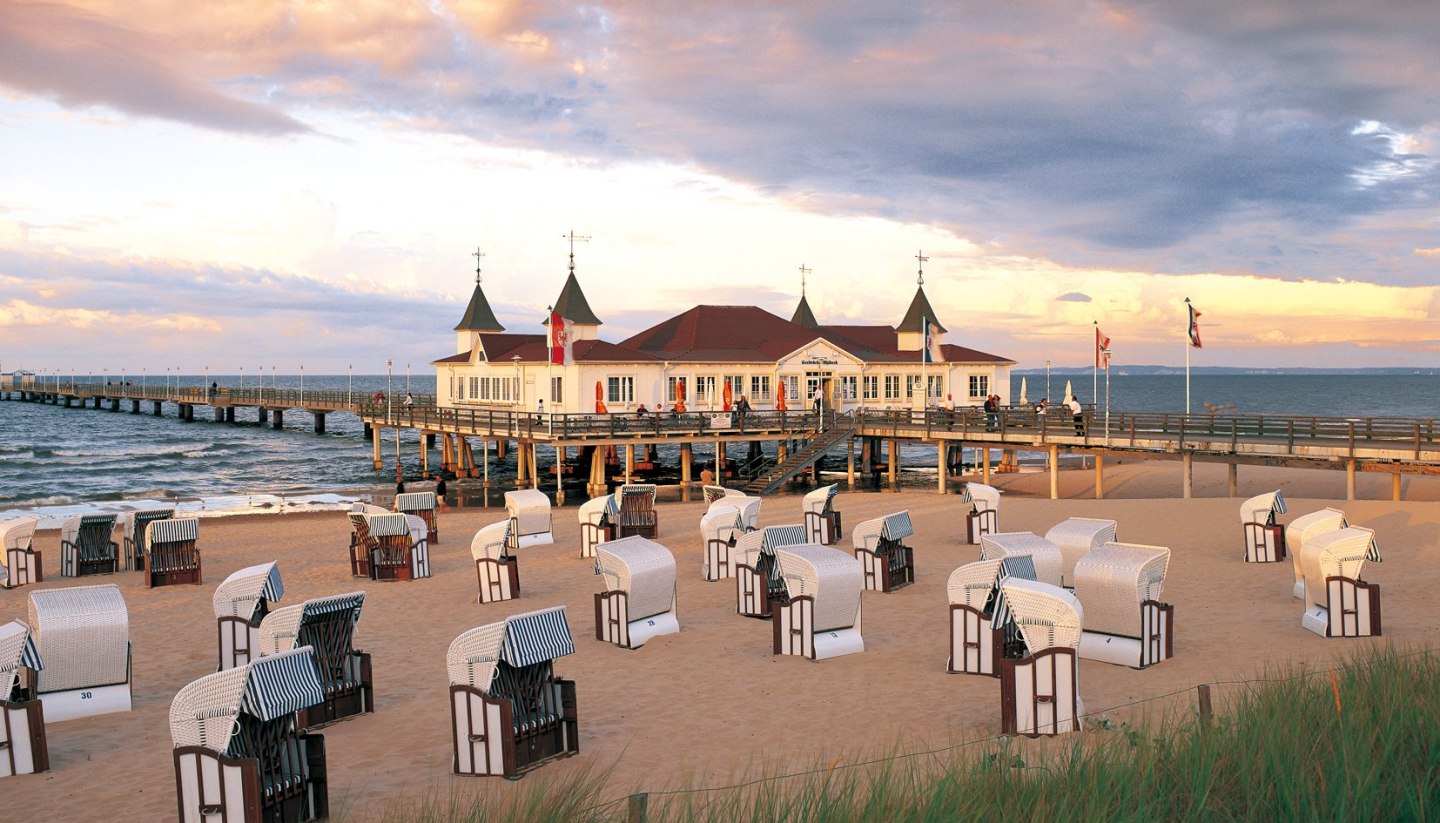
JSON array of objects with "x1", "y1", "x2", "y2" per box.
[{"x1": 1014, "y1": 365, "x2": 1436, "y2": 376}]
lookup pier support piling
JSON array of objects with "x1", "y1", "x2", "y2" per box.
[
  {"x1": 130, "y1": 399, "x2": 140, "y2": 414},
  {"x1": 214, "y1": 406, "x2": 224, "y2": 423},
  {"x1": 152, "y1": 401, "x2": 162, "y2": 416},
  {"x1": 271, "y1": 409, "x2": 284, "y2": 429},
  {"x1": 1346, "y1": 458, "x2": 1356, "y2": 500},
  {"x1": 937, "y1": 442, "x2": 946, "y2": 493},
  {"x1": 1182, "y1": 452, "x2": 1193, "y2": 499},
  {"x1": 847, "y1": 437, "x2": 855, "y2": 489},
  {"x1": 680, "y1": 444, "x2": 692, "y2": 488},
  {"x1": 1049, "y1": 445, "x2": 1059, "y2": 500},
  {"x1": 1227, "y1": 463, "x2": 1237, "y2": 497},
  {"x1": 1393, "y1": 472, "x2": 1402, "y2": 502},
  {"x1": 372, "y1": 427, "x2": 383, "y2": 469},
  {"x1": 313, "y1": 412, "x2": 326, "y2": 434},
  {"x1": 225, "y1": 407, "x2": 235, "y2": 423},
  {"x1": 1095, "y1": 453, "x2": 1104, "y2": 499},
  {"x1": 258, "y1": 407, "x2": 268, "y2": 423}
]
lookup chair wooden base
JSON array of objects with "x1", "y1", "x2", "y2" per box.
[
  {"x1": 2, "y1": 548, "x2": 41, "y2": 588},
  {"x1": 476, "y1": 557, "x2": 520, "y2": 603},
  {"x1": 948, "y1": 604, "x2": 1001, "y2": 677},
  {"x1": 857, "y1": 546, "x2": 914, "y2": 592},
  {"x1": 804, "y1": 510, "x2": 842, "y2": 545},
  {"x1": 1302, "y1": 577, "x2": 1382, "y2": 638},
  {"x1": 371, "y1": 540, "x2": 429, "y2": 581},
  {"x1": 1077, "y1": 601, "x2": 1174, "y2": 669},
  {"x1": 1, "y1": 697, "x2": 49, "y2": 777},
  {"x1": 1244, "y1": 523, "x2": 1285, "y2": 563},
  {"x1": 173, "y1": 735, "x2": 327, "y2": 823},
  {"x1": 1000, "y1": 647, "x2": 1080, "y2": 736},
  {"x1": 450, "y1": 681, "x2": 578, "y2": 778},
  {"x1": 772, "y1": 596, "x2": 864, "y2": 660},
  {"x1": 147, "y1": 543, "x2": 202, "y2": 587},
  {"x1": 703, "y1": 539, "x2": 736, "y2": 581},
  {"x1": 61, "y1": 543, "x2": 119, "y2": 577},
  {"x1": 348, "y1": 536, "x2": 371, "y2": 578},
  {"x1": 297, "y1": 652, "x2": 373, "y2": 730},
  {"x1": 593, "y1": 590, "x2": 679, "y2": 649},
  {"x1": 735, "y1": 563, "x2": 777, "y2": 618},
  {"x1": 579, "y1": 522, "x2": 613, "y2": 558},
  {"x1": 617, "y1": 522, "x2": 658, "y2": 540},
  {"x1": 217, "y1": 616, "x2": 262, "y2": 672},
  {"x1": 966, "y1": 510, "x2": 998, "y2": 545}
]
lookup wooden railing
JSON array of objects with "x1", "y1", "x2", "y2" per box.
[{"x1": 362, "y1": 405, "x2": 832, "y2": 439}]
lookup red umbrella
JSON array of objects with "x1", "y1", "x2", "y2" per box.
[
  {"x1": 674, "y1": 378, "x2": 687, "y2": 414},
  {"x1": 595, "y1": 381, "x2": 608, "y2": 414},
  {"x1": 722, "y1": 380, "x2": 733, "y2": 411},
  {"x1": 776, "y1": 379, "x2": 787, "y2": 411}
]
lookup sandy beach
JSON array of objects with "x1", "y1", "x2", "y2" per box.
[{"x1": 3, "y1": 459, "x2": 1437, "y2": 821}]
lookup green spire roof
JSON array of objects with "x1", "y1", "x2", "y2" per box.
[
  {"x1": 454, "y1": 280, "x2": 505, "y2": 333},
  {"x1": 895, "y1": 285, "x2": 946, "y2": 334},
  {"x1": 791, "y1": 294, "x2": 818, "y2": 328},
  {"x1": 553, "y1": 272, "x2": 602, "y2": 325}
]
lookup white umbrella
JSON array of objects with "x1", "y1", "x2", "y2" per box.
[
  {"x1": 1019, "y1": 377, "x2": 1028, "y2": 405},
  {"x1": 1063, "y1": 379, "x2": 1073, "y2": 404}
]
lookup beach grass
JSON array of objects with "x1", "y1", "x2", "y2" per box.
[{"x1": 374, "y1": 644, "x2": 1440, "y2": 822}]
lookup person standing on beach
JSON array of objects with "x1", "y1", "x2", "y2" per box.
[
  {"x1": 433, "y1": 473, "x2": 448, "y2": 513},
  {"x1": 1068, "y1": 394, "x2": 1084, "y2": 435},
  {"x1": 395, "y1": 469, "x2": 406, "y2": 498}
]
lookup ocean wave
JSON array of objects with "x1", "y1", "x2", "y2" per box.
[{"x1": 1, "y1": 494, "x2": 76, "y2": 507}]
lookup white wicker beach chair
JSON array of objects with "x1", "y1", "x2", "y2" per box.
[
  {"x1": 771, "y1": 544, "x2": 865, "y2": 660},
  {"x1": 963, "y1": 483, "x2": 1001, "y2": 543},
  {"x1": 594, "y1": 536, "x2": 679, "y2": 649},
  {"x1": 396, "y1": 491, "x2": 440, "y2": 544},
  {"x1": 60, "y1": 513, "x2": 119, "y2": 576},
  {"x1": 577, "y1": 494, "x2": 617, "y2": 558},
  {"x1": 616, "y1": 483, "x2": 659, "y2": 538},
  {"x1": 735, "y1": 524, "x2": 809, "y2": 618},
  {"x1": 1, "y1": 620, "x2": 49, "y2": 777},
  {"x1": 946, "y1": 555, "x2": 1038, "y2": 677},
  {"x1": 447, "y1": 606, "x2": 578, "y2": 778},
  {"x1": 257, "y1": 592, "x2": 372, "y2": 728},
  {"x1": 117, "y1": 508, "x2": 174, "y2": 571},
  {"x1": 1300, "y1": 527, "x2": 1382, "y2": 638},
  {"x1": 365, "y1": 512, "x2": 430, "y2": 581},
  {"x1": 144, "y1": 517, "x2": 203, "y2": 587},
  {"x1": 1072, "y1": 542, "x2": 1173, "y2": 668},
  {"x1": 700, "y1": 502, "x2": 748, "y2": 581},
  {"x1": 213, "y1": 562, "x2": 285, "y2": 671},
  {"x1": 1, "y1": 516, "x2": 40, "y2": 589},
  {"x1": 505, "y1": 489, "x2": 554, "y2": 549},
  {"x1": 171, "y1": 646, "x2": 329, "y2": 822},
  {"x1": 1240, "y1": 490, "x2": 1287, "y2": 562},
  {"x1": 472, "y1": 520, "x2": 519, "y2": 603},
  {"x1": 1285, "y1": 508, "x2": 1347, "y2": 600},
  {"x1": 26, "y1": 583, "x2": 131, "y2": 722},
  {"x1": 992, "y1": 578, "x2": 1084, "y2": 736},
  {"x1": 980, "y1": 532, "x2": 1065, "y2": 589},
  {"x1": 802, "y1": 484, "x2": 842, "y2": 544},
  {"x1": 731, "y1": 495, "x2": 762, "y2": 530},
  {"x1": 851, "y1": 511, "x2": 916, "y2": 592},
  {"x1": 1043, "y1": 517, "x2": 1118, "y2": 587}
]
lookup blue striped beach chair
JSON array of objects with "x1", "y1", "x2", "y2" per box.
[
  {"x1": 1, "y1": 620, "x2": 49, "y2": 777},
  {"x1": 991, "y1": 578, "x2": 1083, "y2": 736},
  {"x1": 258, "y1": 592, "x2": 372, "y2": 729},
  {"x1": 735, "y1": 524, "x2": 808, "y2": 618},
  {"x1": 60, "y1": 514, "x2": 119, "y2": 577},
  {"x1": 145, "y1": 517, "x2": 202, "y2": 587},
  {"x1": 1, "y1": 516, "x2": 41, "y2": 589},
  {"x1": 851, "y1": 511, "x2": 916, "y2": 592},
  {"x1": 214, "y1": 562, "x2": 285, "y2": 671},
  {"x1": 1299, "y1": 526, "x2": 1383, "y2": 638}
]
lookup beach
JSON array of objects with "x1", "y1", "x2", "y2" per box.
[{"x1": 3, "y1": 460, "x2": 1437, "y2": 821}]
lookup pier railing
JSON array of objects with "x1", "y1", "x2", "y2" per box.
[
  {"x1": 362, "y1": 404, "x2": 834, "y2": 439},
  {"x1": 9, "y1": 381, "x2": 437, "y2": 411}
]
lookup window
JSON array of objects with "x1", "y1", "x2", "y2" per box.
[
  {"x1": 607, "y1": 376, "x2": 634, "y2": 404},
  {"x1": 667, "y1": 376, "x2": 684, "y2": 403},
  {"x1": 840, "y1": 375, "x2": 857, "y2": 401},
  {"x1": 695, "y1": 376, "x2": 716, "y2": 405},
  {"x1": 906, "y1": 375, "x2": 921, "y2": 399},
  {"x1": 883, "y1": 375, "x2": 900, "y2": 400},
  {"x1": 452, "y1": 376, "x2": 460, "y2": 401},
  {"x1": 863, "y1": 375, "x2": 878, "y2": 400},
  {"x1": 782, "y1": 376, "x2": 800, "y2": 406},
  {"x1": 750, "y1": 375, "x2": 771, "y2": 402},
  {"x1": 550, "y1": 376, "x2": 563, "y2": 404},
  {"x1": 927, "y1": 375, "x2": 943, "y2": 400},
  {"x1": 725, "y1": 375, "x2": 744, "y2": 401},
  {"x1": 969, "y1": 375, "x2": 989, "y2": 399},
  {"x1": 469, "y1": 376, "x2": 479, "y2": 400}
]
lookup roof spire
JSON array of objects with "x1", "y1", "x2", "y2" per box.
[
  {"x1": 564, "y1": 230, "x2": 591, "y2": 277},
  {"x1": 799, "y1": 263, "x2": 811, "y2": 296},
  {"x1": 454, "y1": 249, "x2": 504, "y2": 333},
  {"x1": 472, "y1": 247, "x2": 485, "y2": 285},
  {"x1": 916, "y1": 249, "x2": 928, "y2": 285}
]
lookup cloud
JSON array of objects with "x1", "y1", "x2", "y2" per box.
[{"x1": 1055, "y1": 292, "x2": 1092, "y2": 303}]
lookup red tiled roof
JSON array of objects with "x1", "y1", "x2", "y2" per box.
[
  {"x1": 435, "y1": 334, "x2": 660, "y2": 365},
  {"x1": 431, "y1": 352, "x2": 471, "y2": 365}
]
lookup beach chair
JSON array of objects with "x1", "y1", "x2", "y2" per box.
[
  {"x1": 615, "y1": 483, "x2": 659, "y2": 539},
  {"x1": 1300, "y1": 527, "x2": 1382, "y2": 638},
  {"x1": 1286, "y1": 508, "x2": 1347, "y2": 600},
  {"x1": 802, "y1": 484, "x2": 843, "y2": 544},
  {"x1": 447, "y1": 606, "x2": 578, "y2": 778},
  {"x1": 345, "y1": 507, "x2": 389, "y2": 577},
  {"x1": 735, "y1": 524, "x2": 808, "y2": 618},
  {"x1": 700, "y1": 502, "x2": 749, "y2": 581},
  {"x1": 1071, "y1": 542, "x2": 1173, "y2": 668},
  {"x1": 992, "y1": 578, "x2": 1084, "y2": 736},
  {"x1": 257, "y1": 592, "x2": 373, "y2": 728},
  {"x1": 771, "y1": 544, "x2": 865, "y2": 660},
  {"x1": 1, "y1": 620, "x2": 49, "y2": 777},
  {"x1": 472, "y1": 520, "x2": 520, "y2": 603},
  {"x1": 702, "y1": 485, "x2": 744, "y2": 506},
  {"x1": 730, "y1": 495, "x2": 763, "y2": 530},
  {"x1": 577, "y1": 495, "x2": 616, "y2": 558},
  {"x1": 366, "y1": 513, "x2": 430, "y2": 581},
  {"x1": 26, "y1": 583, "x2": 132, "y2": 722},
  {"x1": 59, "y1": 513, "x2": 119, "y2": 576},
  {"x1": 119, "y1": 508, "x2": 173, "y2": 571},
  {"x1": 594, "y1": 536, "x2": 680, "y2": 649},
  {"x1": 963, "y1": 483, "x2": 1001, "y2": 543},
  {"x1": 395, "y1": 491, "x2": 440, "y2": 544},
  {"x1": 1043, "y1": 517, "x2": 1117, "y2": 587},
  {"x1": 946, "y1": 555, "x2": 1037, "y2": 677},
  {"x1": 505, "y1": 489, "x2": 555, "y2": 549},
  {"x1": 1, "y1": 516, "x2": 41, "y2": 589},
  {"x1": 980, "y1": 532, "x2": 1065, "y2": 588},
  {"x1": 214, "y1": 562, "x2": 285, "y2": 671},
  {"x1": 145, "y1": 517, "x2": 203, "y2": 587},
  {"x1": 1240, "y1": 491, "x2": 1287, "y2": 562},
  {"x1": 851, "y1": 511, "x2": 916, "y2": 592},
  {"x1": 170, "y1": 646, "x2": 329, "y2": 822}
]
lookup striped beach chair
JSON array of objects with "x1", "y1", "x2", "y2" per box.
[
  {"x1": 851, "y1": 511, "x2": 916, "y2": 592},
  {"x1": 1044, "y1": 517, "x2": 1117, "y2": 587},
  {"x1": 702, "y1": 485, "x2": 744, "y2": 506},
  {"x1": 257, "y1": 592, "x2": 372, "y2": 729},
  {"x1": 1, "y1": 516, "x2": 41, "y2": 589},
  {"x1": 577, "y1": 494, "x2": 617, "y2": 558},
  {"x1": 1300, "y1": 527, "x2": 1383, "y2": 638},
  {"x1": 505, "y1": 489, "x2": 554, "y2": 549},
  {"x1": 1285, "y1": 508, "x2": 1347, "y2": 600},
  {"x1": 735, "y1": 524, "x2": 808, "y2": 618},
  {"x1": 472, "y1": 520, "x2": 519, "y2": 603},
  {"x1": 27, "y1": 583, "x2": 132, "y2": 723},
  {"x1": 700, "y1": 501, "x2": 748, "y2": 581},
  {"x1": 771, "y1": 544, "x2": 865, "y2": 660},
  {"x1": 981, "y1": 531, "x2": 1065, "y2": 589},
  {"x1": 963, "y1": 483, "x2": 1001, "y2": 544},
  {"x1": 171, "y1": 646, "x2": 329, "y2": 822},
  {"x1": 615, "y1": 484, "x2": 658, "y2": 539},
  {"x1": 992, "y1": 578, "x2": 1084, "y2": 736},
  {"x1": 365, "y1": 512, "x2": 430, "y2": 581},
  {"x1": 145, "y1": 517, "x2": 203, "y2": 587},
  {"x1": 1072, "y1": 542, "x2": 1173, "y2": 668},
  {"x1": 594, "y1": 536, "x2": 680, "y2": 649},
  {"x1": 1241, "y1": 490, "x2": 1287, "y2": 562},
  {"x1": 119, "y1": 508, "x2": 173, "y2": 571},
  {"x1": 395, "y1": 491, "x2": 440, "y2": 544},
  {"x1": 802, "y1": 484, "x2": 842, "y2": 544},
  {"x1": 447, "y1": 606, "x2": 578, "y2": 778},
  {"x1": 213, "y1": 562, "x2": 285, "y2": 671},
  {"x1": 345, "y1": 507, "x2": 389, "y2": 577},
  {"x1": 947, "y1": 555, "x2": 1036, "y2": 677},
  {"x1": 1, "y1": 620, "x2": 49, "y2": 777},
  {"x1": 59, "y1": 513, "x2": 119, "y2": 576}
]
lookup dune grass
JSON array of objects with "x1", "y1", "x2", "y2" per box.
[{"x1": 378, "y1": 645, "x2": 1440, "y2": 822}]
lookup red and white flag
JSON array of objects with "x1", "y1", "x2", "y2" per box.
[
  {"x1": 1187, "y1": 302, "x2": 1203, "y2": 349},
  {"x1": 1095, "y1": 326, "x2": 1111, "y2": 369},
  {"x1": 549, "y1": 310, "x2": 572, "y2": 366}
]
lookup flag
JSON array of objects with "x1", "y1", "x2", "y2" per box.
[
  {"x1": 548, "y1": 310, "x2": 572, "y2": 365},
  {"x1": 1187, "y1": 302, "x2": 1203, "y2": 349},
  {"x1": 922, "y1": 315, "x2": 933, "y2": 363},
  {"x1": 922, "y1": 318, "x2": 943, "y2": 364},
  {"x1": 1095, "y1": 326, "x2": 1111, "y2": 369}
]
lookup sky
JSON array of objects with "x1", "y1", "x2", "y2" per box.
[{"x1": 1, "y1": 0, "x2": 1437, "y2": 375}]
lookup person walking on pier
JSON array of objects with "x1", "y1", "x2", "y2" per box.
[
  {"x1": 403, "y1": 392, "x2": 414, "y2": 408},
  {"x1": 1068, "y1": 394, "x2": 1084, "y2": 436}
]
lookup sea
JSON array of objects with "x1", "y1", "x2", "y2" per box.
[{"x1": 1, "y1": 372, "x2": 1435, "y2": 527}]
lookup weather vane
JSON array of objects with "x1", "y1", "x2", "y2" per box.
[
  {"x1": 915, "y1": 250, "x2": 929, "y2": 285},
  {"x1": 471, "y1": 247, "x2": 485, "y2": 284},
  {"x1": 564, "y1": 230, "x2": 591, "y2": 276},
  {"x1": 799, "y1": 264, "x2": 812, "y2": 295}
]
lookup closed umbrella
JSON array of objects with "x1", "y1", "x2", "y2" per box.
[
  {"x1": 722, "y1": 380, "x2": 733, "y2": 411},
  {"x1": 1063, "y1": 379, "x2": 1073, "y2": 404},
  {"x1": 675, "y1": 378, "x2": 687, "y2": 413},
  {"x1": 776, "y1": 379, "x2": 787, "y2": 411},
  {"x1": 1019, "y1": 377, "x2": 1028, "y2": 405},
  {"x1": 595, "y1": 381, "x2": 608, "y2": 414}
]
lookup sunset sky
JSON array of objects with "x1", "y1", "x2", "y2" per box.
[{"x1": 1, "y1": 1, "x2": 1437, "y2": 374}]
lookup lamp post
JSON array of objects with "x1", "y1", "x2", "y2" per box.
[
  {"x1": 406, "y1": 362, "x2": 410, "y2": 395},
  {"x1": 387, "y1": 359, "x2": 399, "y2": 478},
  {"x1": 299, "y1": 364, "x2": 304, "y2": 406},
  {"x1": 347, "y1": 364, "x2": 352, "y2": 407},
  {"x1": 1045, "y1": 359, "x2": 1051, "y2": 405},
  {"x1": 512, "y1": 355, "x2": 522, "y2": 409}
]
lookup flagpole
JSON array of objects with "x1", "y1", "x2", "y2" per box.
[
  {"x1": 547, "y1": 305, "x2": 554, "y2": 437},
  {"x1": 1105, "y1": 360, "x2": 1111, "y2": 446},
  {"x1": 920, "y1": 312, "x2": 927, "y2": 413},
  {"x1": 1184, "y1": 297, "x2": 1191, "y2": 416},
  {"x1": 1092, "y1": 320, "x2": 1098, "y2": 415}
]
